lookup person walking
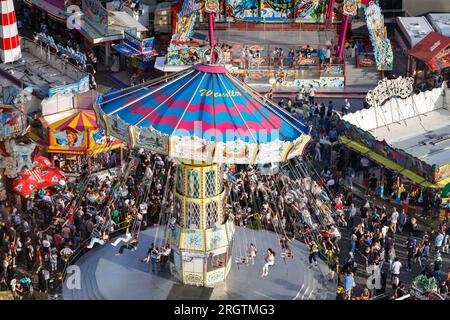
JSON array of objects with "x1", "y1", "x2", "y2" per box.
[
  {"x1": 342, "y1": 99, "x2": 351, "y2": 115},
  {"x1": 398, "y1": 210, "x2": 407, "y2": 233},
  {"x1": 406, "y1": 237, "x2": 417, "y2": 271},
  {"x1": 391, "y1": 257, "x2": 402, "y2": 287},
  {"x1": 314, "y1": 140, "x2": 322, "y2": 162},
  {"x1": 343, "y1": 272, "x2": 355, "y2": 300},
  {"x1": 308, "y1": 85, "x2": 315, "y2": 105},
  {"x1": 307, "y1": 240, "x2": 319, "y2": 267},
  {"x1": 389, "y1": 208, "x2": 399, "y2": 234}
]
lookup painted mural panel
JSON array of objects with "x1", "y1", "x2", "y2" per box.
[
  {"x1": 294, "y1": 0, "x2": 326, "y2": 21},
  {"x1": 183, "y1": 272, "x2": 204, "y2": 285},
  {"x1": 225, "y1": 0, "x2": 327, "y2": 22},
  {"x1": 205, "y1": 226, "x2": 228, "y2": 251},
  {"x1": 364, "y1": 1, "x2": 393, "y2": 71},
  {"x1": 183, "y1": 229, "x2": 204, "y2": 251},
  {"x1": 207, "y1": 268, "x2": 225, "y2": 285}
]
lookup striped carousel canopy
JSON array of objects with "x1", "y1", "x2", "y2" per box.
[
  {"x1": 46, "y1": 109, "x2": 99, "y2": 131},
  {"x1": 95, "y1": 64, "x2": 311, "y2": 164}
]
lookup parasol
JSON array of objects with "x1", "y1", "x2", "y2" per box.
[
  {"x1": 32, "y1": 155, "x2": 53, "y2": 168},
  {"x1": 13, "y1": 167, "x2": 64, "y2": 197},
  {"x1": 13, "y1": 154, "x2": 65, "y2": 197},
  {"x1": 95, "y1": 64, "x2": 311, "y2": 164}
]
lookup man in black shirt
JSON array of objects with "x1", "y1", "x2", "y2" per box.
[{"x1": 360, "y1": 203, "x2": 369, "y2": 227}]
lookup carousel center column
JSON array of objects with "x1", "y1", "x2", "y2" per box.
[{"x1": 167, "y1": 160, "x2": 235, "y2": 287}]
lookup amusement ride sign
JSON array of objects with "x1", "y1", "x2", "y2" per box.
[{"x1": 365, "y1": 76, "x2": 414, "y2": 108}]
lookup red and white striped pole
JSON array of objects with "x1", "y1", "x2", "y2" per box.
[{"x1": 0, "y1": 0, "x2": 21, "y2": 63}]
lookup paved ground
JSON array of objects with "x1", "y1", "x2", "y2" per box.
[{"x1": 328, "y1": 171, "x2": 449, "y2": 298}]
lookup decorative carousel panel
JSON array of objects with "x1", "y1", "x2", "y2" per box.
[
  {"x1": 93, "y1": 103, "x2": 108, "y2": 135},
  {"x1": 174, "y1": 195, "x2": 184, "y2": 225},
  {"x1": 205, "y1": 225, "x2": 228, "y2": 251},
  {"x1": 255, "y1": 140, "x2": 291, "y2": 164},
  {"x1": 205, "y1": 169, "x2": 217, "y2": 197},
  {"x1": 170, "y1": 136, "x2": 215, "y2": 163},
  {"x1": 214, "y1": 140, "x2": 259, "y2": 164},
  {"x1": 170, "y1": 263, "x2": 182, "y2": 281},
  {"x1": 206, "y1": 268, "x2": 225, "y2": 286},
  {"x1": 135, "y1": 127, "x2": 169, "y2": 155},
  {"x1": 183, "y1": 272, "x2": 204, "y2": 286},
  {"x1": 186, "y1": 201, "x2": 202, "y2": 229},
  {"x1": 284, "y1": 135, "x2": 311, "y2": 160},
  {"x1": 180, "y1": 228, "x2": 204, "y2": 251},
  {"x1": 205, "y1": 199, "x2": 219, "y2": 228},
  {"x1": 186, "y1": 169, "x2": 201, "y2": 198},
  {"x1": 176, "y1": 166, "x2": 184, "y2": 194},
  {"x1": 167, "y1": 223, "x2": 181, "y2": 246},
  {"x1": 108, "y1": 115, "x2": 132, "y2": 145},
  {"x1": 170, "y1": 248, "x2": 182, "y2": 281}
]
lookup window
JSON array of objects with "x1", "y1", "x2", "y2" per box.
[
  {"x1": 187, "y1": 170, "x2": 200, "y2": 198},
  {"x1": 186, "y1": 202, "x2": 201, "y2": 229},
  {"x1": 174, "y1": 197, "x2": 183, "y2": 225},
  {"x1": 207, "y1": 252, "x2": 226, "y2": 272},
  {"x1": 205, "y1": 170, "x2": 216, "y2": 197},
  {"x1": 206, "y1": 200, "x2": 219, "y2": 228},
  {"x1": 176, "y1": 166, "x2": 183, "y2": 194}
]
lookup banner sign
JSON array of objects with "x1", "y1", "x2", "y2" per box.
[
  {"x1": 124, "y1": 32, "x2": 155, "y2": 55},
  {"x1": 365, "y1": 76, "x2": 414, "y2": 108},
  {"x1": 48, "y1": 76, "x2": 90, "y2": 97},
  {"x1": 0, "y1": 107, "x2": 27, "y2": 140}
]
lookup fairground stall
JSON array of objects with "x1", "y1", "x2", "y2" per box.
[
  {"x1": 0, "y1": 36, "x2": 90, "y2": 102},
  {"x1": 31, "y1": 92, "x2": 125, "y2": 174},
  {"x1": 339, "y1": 76, "x2": 450, "y2": 218},
  {"x1": 395, "y1": 16, "x2": 434, "y2": 51},
  {"x1": 67, "y1": 0, "x2": 148, "y2": 74},
  {"x1": 111, "y1": 31, "x2": 158, "y2": 82},
  {"x1": 160, "y1": 0, "x2": 347, "y2": 90},
  {"x1": 0, "y1": 104, "x2": 30, "y2": 201},
  {"x1": 158, "y1": 0, "x2": 393, "y2": 91},
  {"x1": 407, "y1": 32, "x2": 450, "y2": 85}
]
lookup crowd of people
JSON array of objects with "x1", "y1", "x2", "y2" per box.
[{"x1": 0, "y1": 148, "x2": 177, "y2": 299}]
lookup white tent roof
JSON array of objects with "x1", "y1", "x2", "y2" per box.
[
  {"x1": 397, "y1": 16, "x2": 434, "y2": 48},
  {"x1": 427, "y1": 13, "x2": 450, "y2": 37},
  {"x1": 343, "y1": 85, "x2": 450, "y2": 167},
  {"x1": 110, "y1": 11, "x2": 148, "y2": 34},
  {"x1": 154, "y1": 56, "x2": 190, "y2": 73},
  {"x1": 369, "y1": 108, "x2": 450, "y2": 166}
]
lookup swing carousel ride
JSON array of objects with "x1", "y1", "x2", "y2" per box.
[{"x1": 62, "y1": 2, "x2": 336, "y2": 300}]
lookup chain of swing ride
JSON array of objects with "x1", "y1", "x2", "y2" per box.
[
  {"x1": 60, "y1": 149, "x2": 337, "y2": 279},
  {"x1": 60, "y1": 143, "x2": 134, "y2": 277}
]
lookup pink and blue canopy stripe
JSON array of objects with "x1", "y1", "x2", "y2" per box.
[{"x1": 99, "y1": 65, "x2": 309, "y2": 144}]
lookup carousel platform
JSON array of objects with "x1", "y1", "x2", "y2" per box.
[{"x1": 62, "y1": 227, "x2": 335, "y2": 300}]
